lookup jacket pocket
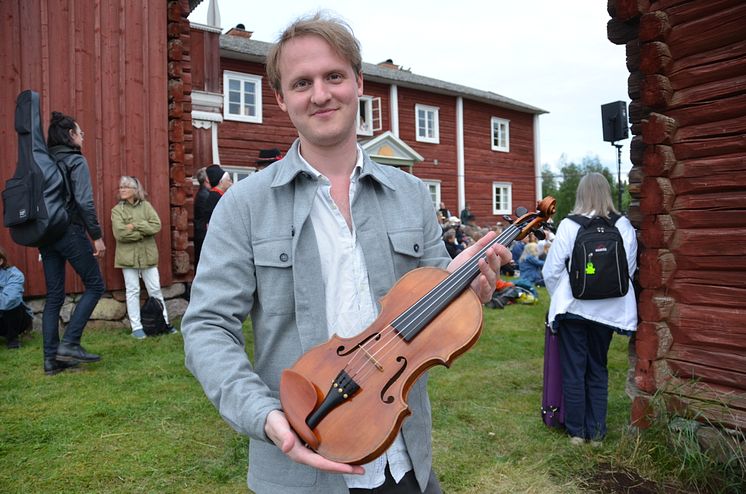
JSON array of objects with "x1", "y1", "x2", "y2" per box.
[
  {"x1": 388, "y1": 228, "x2": 424, "y2": 279},
  {"x1": 253, "y1": 236, "x2": 295, "y2": 315}
]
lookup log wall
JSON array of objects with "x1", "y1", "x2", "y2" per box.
[{"x1": 609, "y1": 0, "x2": 746, "y2": 430}]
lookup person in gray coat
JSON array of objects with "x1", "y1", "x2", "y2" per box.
[{"x1": 181, "y1": 12, "x2": 509, "y2": 494}]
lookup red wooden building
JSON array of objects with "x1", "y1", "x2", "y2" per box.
[
  {"x1": 189, "y1": 24, "x2": 546, "y2": 228},
  {"x1": 608, "y1": 0, "x2": 746, "y2": 431}
]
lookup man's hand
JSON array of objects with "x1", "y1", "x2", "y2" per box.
[
  {"x1": 447, "y1": 231, "x2": 511, "y2": 303},
  {"x1": 93, "y1": 238, "x2": 106, "y2": 258},
  {"x1": 264, "y1": 410, "x2": 365, "y2": 475}
]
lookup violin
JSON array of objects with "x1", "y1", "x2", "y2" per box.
[{"x1": 280, "y1": 197, "x2": 556, "y2": 464}]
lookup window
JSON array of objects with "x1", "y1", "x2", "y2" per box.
[
  {"x1": 357, "y1": 96, "x2": 382, "y2": 136},
  {"x1": 491, "y1": 117, "x2": 510, "y2": 152},
  {"x1": 422, "y1": 180, "x2": 441, "y2": 211},
  {"x1": 415, "y1": 104, "x2": 439, "y2": 143},
  {"x1": 223, "y1": 166, "x2": 255, "y2": 183},
  {"x1": 492, "y1": 182, "x2": 512, "y2": 215},
  {"x1": 223, "y1": 71, "x2": 262, "y2": 123}
]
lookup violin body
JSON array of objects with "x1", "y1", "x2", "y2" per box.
[{"x1": 280, "y1": 266, "x2": 483, "y2": 465}]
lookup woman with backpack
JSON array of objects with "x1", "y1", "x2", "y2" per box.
[
  {"x1": 111, "y1": 176, "x2": 175, "y2": 339},
  {"x1": 542, "y1": 173, "x2": 638, "y2": 446}
]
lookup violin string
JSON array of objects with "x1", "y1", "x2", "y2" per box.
[{"x1": 344, "y1": 224, "x2": 523, "y2": 385}]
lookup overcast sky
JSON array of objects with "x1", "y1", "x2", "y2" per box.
[{"x1": 189, "y1": 0, "x2": 633, "y2": 181}]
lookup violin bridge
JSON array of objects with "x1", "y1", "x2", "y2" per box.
[
  {"x1": 306, "y1": 370, "x2": 360, "y2": 430},
  {"x1": 361, "y1": 347, "x2": 384, "y2": 371}
]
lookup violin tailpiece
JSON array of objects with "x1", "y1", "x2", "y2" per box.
[{"x1": 306, "y1": 370, "x2": 360, "y2": 429}]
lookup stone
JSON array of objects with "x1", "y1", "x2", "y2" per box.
[
  {"x1": 166, "y1": 298, "x2": 189, "y2": 321},
  {"x1": 90, "y1": 298, "x2": 127, "y2": 321},
  {"x1": 162, "y1": 283, "x2": 186, "y2": 299}
]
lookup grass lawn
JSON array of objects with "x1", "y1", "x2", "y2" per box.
[{"x1": 1, "y1": 287, "x2": 742, "y2": 493}]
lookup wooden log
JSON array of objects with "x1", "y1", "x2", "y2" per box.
[
  {"x1": 667, "y1": 93, "x2": 746, "y2": 128},
  {"x1": 671, "y1": 191, "x2": 746, "y2": 211},
  {"x1": 674, "y1": 254, "x2": 746, "y2": 272},
  {"x1": 641, "y1": 74, "x2": 673, "y2": 109},
  {"x1": 638, "y1": 289, "x2": 675, "y2": 321},
  {"x1": 641, "y1": 112, "x2": 677, "y2": 145},
  {"x1": 663, "y1": 393, "x2": 746, "y2": 431},
  {"x1": 639, "y1": 247, "x2": 676, "y2": 287},
  {"x1": 637, "y1": 321, "x2": 673, "y2": 359},
  {"x1": 667, "y1": 355, "x2": 746, "y2": 391},
  {"x1": 665, "y1": 0, "x2": 746, "y2": 27},
  {"x1": 670, "y1": 228, "x2": 746, "y2": 256},
  {"x1": 669, "y1": 281, "x2": 746, "y2": 308},
  {"x1": 676, "y1": 270, "x2": 746, "y2": 289},
  {"x1": 673, "y1": 134, "x2": 746, "y2": 161},
  {"x1": 635, "y1": 358, "x2": 658, "y2": 394},
  {"x1": 628, "y1": 71, "x2": 642, "y2": 100},
  {"x1": 614, "y1": 0, "x2": 651, "y2": 21},
  {"x1": 626, "y1": 39, "x2": 641, "y2": 72},
  {"x1": 668, "y1": 209, "x2": 745, "y2": 229},
  {"x1": 671, "y1": 154, "x2": 746, "y2": 179},
  {"x1": 669, "y1": 304, "x2": 746, "y2": 349},
  {"x1": 639, "y1": 41, "x2": 673, "y2": 75},
  {"x1": 639, "y1": 176, "x2": 674, "y2": 214},
  {"x1": 669, "y1": 52, "x2": 746, "y2": 93},
  {"x1": 666, "y1": 3, "x2": 746, "y2": 59},
  {"x1": 670, "y1": 75, "x2": 746, "y2": 110},
  {"x1": 629, "y1": 134, "x2": 645, "y2": 167},
  {"x1": 669, "y1": 39, "x2": 746, "y2": 82},
  {"x1": 661, "y1": 377, "x2": 746, "y2": 411},
  {"x1": 607, "y1": 17, "x2": 640, "y2": 45},
  {"x1": 640, "y1": 214, "x2": 675, "y2": 248},
  {"x1": 631, "y1": 395, "x2": 654, "y2": 428},
  {"x1": 628, "y1": 99, "x2": 646, "y2": 125},
  {"x1": 642, "y1": 144, "x2": 675, "y2": 176},
  {"x1": 676, "y1": 115, "x2": 746, "y2": 145},
  {"x1": 671, "y1": 170, "x2": 746, "y2": 195},
  {"x1": 638, "y1": 11, "x2": 670, "y2": 43}
]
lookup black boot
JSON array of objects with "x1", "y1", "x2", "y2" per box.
[
  {"x1": 44, "y1": 358, "x2": 81, "y2": 376},
  {"x1": 56, "y1": 342, "x2": 101, "y2": 363}
]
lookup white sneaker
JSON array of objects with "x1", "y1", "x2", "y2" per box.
[{"x1": 569, "y1": 436, "x2": 585, "y2": 446}]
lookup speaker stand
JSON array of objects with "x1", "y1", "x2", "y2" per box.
[{"x1": 611, "y1": 142, "x2": 623, "y2": 211}]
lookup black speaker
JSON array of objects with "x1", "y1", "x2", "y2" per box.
[{"x1": 601, "y1": 101, "x2": 629, "y2": 142}]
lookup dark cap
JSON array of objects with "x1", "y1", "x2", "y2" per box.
[
  {"x1": 206, "y1": 164, "x2": 226, "y2": 187},
  {"x1": 257, "y1": 148, "x2": 283, "y2": 166}
]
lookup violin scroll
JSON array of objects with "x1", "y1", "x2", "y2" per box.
[{"x1": 513, "y1": 196, "x2": 556, "y2": 241}]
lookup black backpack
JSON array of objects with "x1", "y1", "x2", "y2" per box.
[
  {"x1": 3, "y1": 90, "x2": 71, "y2": 247},
  {"x1": 141, "y1": 297, "x2": 168, "y2": 336},
  {"x1": 566, "y1": 213, "x2": 630, "y2": 300}
]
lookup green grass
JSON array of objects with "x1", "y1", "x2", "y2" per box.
[{"x1": 1, "y1": 289, "x2": 742, "y2": 493}]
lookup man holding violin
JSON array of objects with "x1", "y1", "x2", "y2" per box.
[{"x1": 181, "y1": 12, "x2": 510, "y2": 494}]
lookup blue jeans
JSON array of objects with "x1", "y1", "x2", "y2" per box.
[
  {"x1": 558, "y1": 315, "x2": 614, "y2": 440},
  {"x1": 39, "y1": 224, "x2": 105, "y2": 359}
]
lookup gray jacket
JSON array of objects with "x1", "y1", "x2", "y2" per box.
[{"x1": 182, "y1": 140, "x2": 450, "y2": 494}]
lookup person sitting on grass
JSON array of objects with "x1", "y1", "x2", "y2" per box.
[{"x1": 0, "y1": 246, "x2": 33, "y2": 349}]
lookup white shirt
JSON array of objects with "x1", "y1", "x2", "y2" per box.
[
  {"x1": 542, "y1": 213, "x2": 638, "y2": 332},
  {"x1": 298, "y1": 146, "x2": 414, "y2": 489}
]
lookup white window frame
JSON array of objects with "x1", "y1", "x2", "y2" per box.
[
  {"x1": 415, "y1": 104, "x2": 439, "y2": 144},
  {"x1": 223, "y1": 71, "x2": 263, "y2": 123},
  {"x1": 492, "y1": 182, "x2": 512, "y2": 215},
  {"x1": 491, "y1": 117, "x2": 510, "y2": 152},
  {"x1": 422, "y1": 180, "x2": 441, "y2": 212},
  {"x1": 357, "y1": 96, "x2": 382, "y2": 136},
  {"x1": 222, "y1": 166, "x2": 256, "y2": 183}
]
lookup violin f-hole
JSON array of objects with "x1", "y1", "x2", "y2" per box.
[{"x1": 381, "y1": 356, "x2": 407, "y2": 404}]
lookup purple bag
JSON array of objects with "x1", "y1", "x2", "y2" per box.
[{"x1": 541, "y1": 317, "x2": 565, "y2": 428}]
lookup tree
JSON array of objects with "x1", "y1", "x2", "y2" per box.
[{"x1": 541, "y1": 164, "x2": 558, "y2": 199}]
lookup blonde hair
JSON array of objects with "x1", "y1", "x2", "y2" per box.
[
  {"x1": 119, "y1": 176, "x2": 146, "y2": 202},
  {"x1": 571, "y1": 172, "x2": 618, "y2": 218},
  {"x1": 520, "y1": 242, "x2": 540, "y2": 261},
  {"x1": 266, "y1": 12, "x2": 362, "y2": 93}
]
